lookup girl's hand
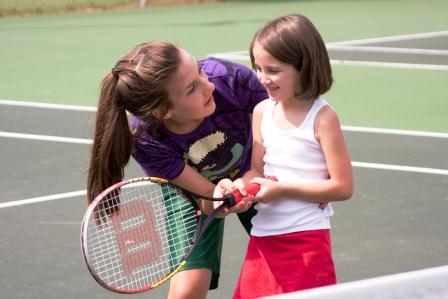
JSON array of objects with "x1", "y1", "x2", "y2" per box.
[{"x1": 248, "y1": 176, "x2": 279, "y2": 204}]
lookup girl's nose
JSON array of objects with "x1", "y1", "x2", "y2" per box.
[{"x1": 258, "y1": 72, "x2": 270, "y2": 85}]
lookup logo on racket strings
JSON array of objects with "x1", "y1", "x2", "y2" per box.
[{"x1": 111, "y1": 199, "x2": 163, "y2": 277}]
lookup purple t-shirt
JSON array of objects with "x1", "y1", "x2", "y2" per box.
[{"x1": 131, "y1": 57, "x2": 267, "y2": 184}]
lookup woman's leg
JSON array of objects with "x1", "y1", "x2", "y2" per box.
[{"x1": 168, "y1": 268, "x2": 212, "y2": 299}]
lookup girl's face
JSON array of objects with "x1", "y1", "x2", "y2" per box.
[
  {"x1": 163, "y1": 49, "x2": 216, "y2": 133},
  {"x1": 252, "y1": 42, "x2": 301, "y2": 103}
]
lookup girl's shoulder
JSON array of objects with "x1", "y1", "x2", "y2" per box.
[
  {"x1": 253, "y1": 98, "x2": 271, "y2": 115},
  {"x1": 314, "y1": 98, "x2": 338, "y2": 122},
  {"x1": 314, "y1": 100, "x2": 341, "y2": 136}
]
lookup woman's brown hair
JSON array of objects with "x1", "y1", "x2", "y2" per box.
[
  {"x1": 249, "y1": 14, "x2": 333, "y2": 101},
  {"x1": 86, "y1": 41, "x2": 180, "y2": 205}
]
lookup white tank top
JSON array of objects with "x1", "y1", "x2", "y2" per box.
[{"x1": 251, "y1": 97, "x2": 334, "y2": 237}]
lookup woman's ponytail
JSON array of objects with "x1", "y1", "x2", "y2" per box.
[{"x1": 86, "y1": 73, "x2": 132, "y2": 205}]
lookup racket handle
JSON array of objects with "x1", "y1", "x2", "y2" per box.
[{"x1": 229, "y1": 176, "x2": 278, "y2": 206}]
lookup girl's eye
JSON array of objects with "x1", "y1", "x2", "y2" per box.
[{"x1": 255, "y1": 66, "x2": 278, "y2": 74}]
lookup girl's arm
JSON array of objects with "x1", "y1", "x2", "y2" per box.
[
  {"x1": 252, "y1": 105, "x2": 353, "y2": 203},
  {"x1": 233, "y1": 100, "x2": 267, "y2": 193},
  {"x1": 314, "y1": 106, "x2": 353, "y2": 201}
]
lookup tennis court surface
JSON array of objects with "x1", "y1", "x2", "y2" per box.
[{"x1": 1, "y1": 1, "x2": 447, "y2": 298}]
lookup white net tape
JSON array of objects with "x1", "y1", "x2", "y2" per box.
[{"x1": 262, "y1": 265, "x2": 448, "y2": 299}]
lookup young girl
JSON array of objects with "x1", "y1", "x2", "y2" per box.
[
  {"x1": 227, "y1": 14, "x2": 354, "y2": 298},
  {"x1": 86, "y1": 41, "x2": 267, "y2": 299}
]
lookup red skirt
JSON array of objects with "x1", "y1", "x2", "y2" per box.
[{"x1": 232, "y1": 229, "x2": 336, "y2": 299}]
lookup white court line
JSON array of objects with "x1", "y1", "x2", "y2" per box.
[
  {"x1": 2, "y1": 124, "x2": 447, "y2": 145},
  {"x1": 342, "y1": 126, "x2": 448, "y2": 138},
  {"x1": 326, "y1": 30, "x2": 448, "y2": 46},
  {"x1": 209, "y1": 30, "x2": 448, "y2": 71},
  {"x1": 0, "y1": 98, "x2": 96, "y2": 111},
  {"x1": 0, "y1": 131, "x2": 93, "y2": 144},
  {"x1": 0, "y1": 190, "x2": 86, "y2": 209},
  {"x1": 352, "y1": 162, "x2": 448, "y2": 176},
  {"x1": 209, "y1": 52, "x2": 448, "y2": 70},
  {"x1": 1, "y1": 125, "x2": 447, "y2": 145},
  {"x1": 330, "y1": 59, "x2": 448, "y2": 70},
  {"x1": 325, "y1": 45, "x2": 448, "y2": 56},
  {"x1": 2, "y1": 98, "x2": 447, "y2": 139},
  {"x1": 209, "y1": 52, "x2": 448, "y2": 71},
  {"x1": 1, "y1": 161, "x2": 447, "y2": 209}
]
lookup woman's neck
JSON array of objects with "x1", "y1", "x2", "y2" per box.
[{"x1": 162, "y1": 118, "x2": 204, "y2": 134}]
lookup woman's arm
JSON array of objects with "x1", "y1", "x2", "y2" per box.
[
  {"x1": 170, "y1": 165, "x2": 216, "y2": 214},
  {"x1": 172, "y1": 165, "x2": 252, "y2": 215}
]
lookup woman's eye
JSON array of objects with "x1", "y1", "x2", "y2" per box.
[{"x1": 188, "y1": 84, "x2": 196, "y2": 94}]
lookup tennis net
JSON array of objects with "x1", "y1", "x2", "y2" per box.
[{"x1": 262, "y1": 265, "x2": 448, "y2": 299}]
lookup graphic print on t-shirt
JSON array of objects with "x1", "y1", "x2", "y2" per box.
[{"x1": 183, "y1": 130, "x2": 244, "y2": 181}]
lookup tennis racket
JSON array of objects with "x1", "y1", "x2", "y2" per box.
[{"x1": 80, "y1": 176, "x2": 265, "y2": 294}]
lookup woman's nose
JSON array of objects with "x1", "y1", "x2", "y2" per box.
[{"x1": 204, "y1": 79, "x2": 215, "y2": 95}]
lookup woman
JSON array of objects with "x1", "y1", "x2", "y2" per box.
[{"x1": 86, "y1": 41, "x2": 267, "y2": 299}]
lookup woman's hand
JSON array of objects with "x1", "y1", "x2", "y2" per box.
[{"x1": 212, "y1": 179, "x2": 253, "y2": 218}]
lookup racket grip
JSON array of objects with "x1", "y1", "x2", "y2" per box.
[
  {"x1": 230, "y1": 183, "x2": 259, "y2": 205},
  {"x1": 229, "y1": 176, "x2": 278, "y2": 205}
]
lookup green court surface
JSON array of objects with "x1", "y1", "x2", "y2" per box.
[{"x1": 1, "y1": 0, "x2": 447, "y2": 132}]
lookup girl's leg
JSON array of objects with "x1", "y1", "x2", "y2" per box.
[{"x1": 167, "y1": 268, "x2": 212, "y2": 299}]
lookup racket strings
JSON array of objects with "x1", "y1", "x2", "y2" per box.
[
  {"x1": 90, "y1": 188, "x2": 179, "y2": 283},
  {"x1": 84, "y1": 180, "x2": 198, "y2": 292}
]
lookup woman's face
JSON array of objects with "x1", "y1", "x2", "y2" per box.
[
  {"x1": 252, "y1": 42, "x2": 301, "y2": 103},
  {"x1": 163, "y1": 49, "x2": 216, "y2": 133}
]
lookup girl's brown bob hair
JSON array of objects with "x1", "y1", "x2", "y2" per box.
[{"x1": 249, "y1": 14, "x2": 333, "y2": 101}]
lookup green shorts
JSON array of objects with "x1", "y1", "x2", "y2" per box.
[
  {"x1": 236, "y1": 204, "x2": 257, "y2": 235},
  {"x1": 180, "y1": 206, "x2": 257, "y2": 289},
  {"x1": 181, "y1": 215, "x2": 224, "y2": 289}
]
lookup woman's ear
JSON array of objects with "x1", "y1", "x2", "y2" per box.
[
  {"x1": 162, "y1": 110, "x2": 172, "y2": 120},
  {"x1": 152, "y1": 107, "x2": 172, "y2": 120}
]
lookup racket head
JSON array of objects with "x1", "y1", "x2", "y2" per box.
[{"x1": 80, "y1": 177, "x2": 200, "y2": 294}]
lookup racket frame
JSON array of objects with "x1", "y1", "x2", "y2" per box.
[{"x1": 80, "y1": 176, "x2": 236, "y2": 294}]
